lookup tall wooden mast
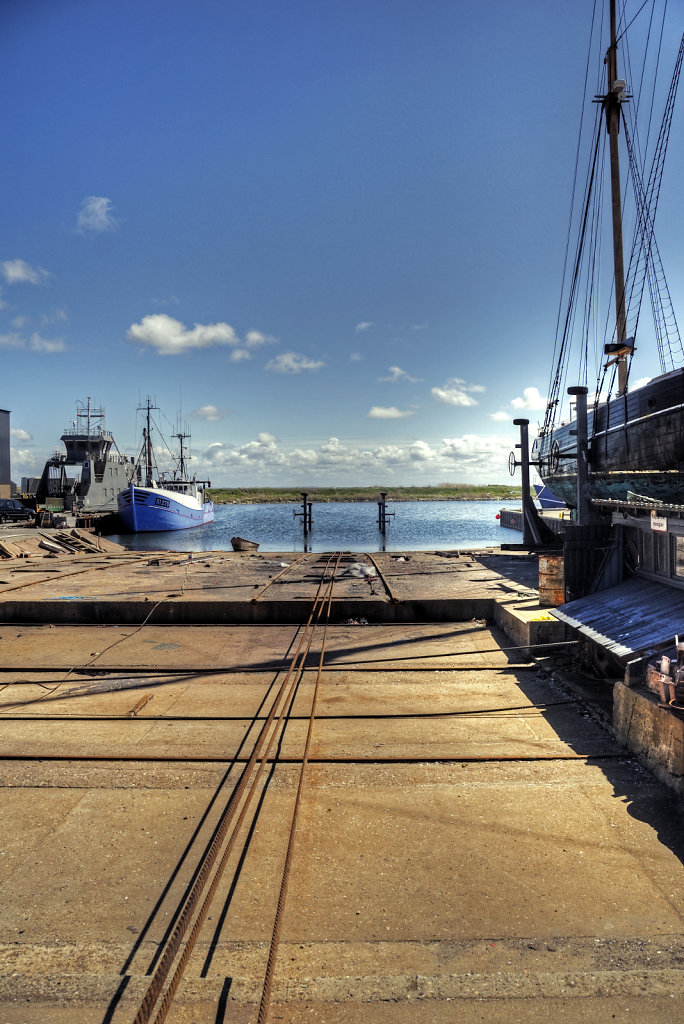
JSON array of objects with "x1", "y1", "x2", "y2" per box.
[{"x1": 605, "y1": 0, "x2": 629, "y2": 394}]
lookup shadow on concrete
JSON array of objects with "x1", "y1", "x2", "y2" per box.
[
  {"x1": 0, "y1": 624, "x2": 538, "y2": 713},
  {"x1": 474, "y1": 552, "x2": 540, "y2": 590},
  {"x1": 509, "y1": 657, "x2": 684, "y2": 871}
]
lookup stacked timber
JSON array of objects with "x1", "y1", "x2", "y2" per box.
[{"x1": 0, "y1": 529, "x2": 122, "y2": 560}]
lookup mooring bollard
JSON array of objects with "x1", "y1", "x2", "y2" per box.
[
  {"x1": 376, "y1": 491, "x2": 395, "y2": 535},
  {"x1": 293, "y1": 492, "x2": 314, "y2": 547}
]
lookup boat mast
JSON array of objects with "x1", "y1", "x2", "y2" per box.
[
  {"x1": 77, "y1": 396, "x2": 104, "y2": 437},
  {"x1": 173, "y1": 430, "x2": 190, "y2": 479},
  {"x1": 138, "y1": 397, "x2": 157, "y2": 488},
  {"x1": 605, "y1": 0, "x2": 629, "y2": 394}
]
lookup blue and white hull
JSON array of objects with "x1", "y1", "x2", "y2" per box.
[{"x1": 117, "y1": 484, "x2": 214, "y2": 533}]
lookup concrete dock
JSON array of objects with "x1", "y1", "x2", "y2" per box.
[{"x1": 0, "y1": 537, "x2": 683, "y2": 1022}]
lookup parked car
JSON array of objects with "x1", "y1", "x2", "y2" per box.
[{"x1": 0, "y1": 499, "x2": 35, "y2": 523}]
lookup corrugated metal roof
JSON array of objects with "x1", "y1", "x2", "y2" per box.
[{"x1": 551, "y1": 576, "x2": 684, "y2": 660}]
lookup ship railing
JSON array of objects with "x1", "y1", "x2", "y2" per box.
[{"x1": 61, "y1": 426, "x2": 113, "y2": 440}]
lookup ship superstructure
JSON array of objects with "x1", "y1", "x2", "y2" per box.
[{"x1": 35, "y1": 398, "x2": 140, "y2": 513}]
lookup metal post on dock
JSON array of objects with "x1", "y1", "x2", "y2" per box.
[
  {"x1": 513, "y1": 418, "x2": 543, "y2": 547},
  {"x1": 301, "y1": 492, "x2": 309, "y2": 535},
  {"x1": 567, "y1": 386, "x2": 593, "y2": 525},
  {"x1": 377, "y1": 491, "x2": 395, "y2": 535},
  {"x1": 293, "y1": 492, "x2": 313, "y2": 543}
]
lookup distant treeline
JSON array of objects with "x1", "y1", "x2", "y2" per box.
[{"x1": 208, "y1": 484, "x2": 522, "y2": 504}]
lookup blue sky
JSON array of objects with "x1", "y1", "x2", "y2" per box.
[{"x1": 2, "y1": 0, "x2": 683, "y2": 487}]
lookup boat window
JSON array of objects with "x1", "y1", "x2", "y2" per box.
[
  {"x1": 653, "y1": 532, "x2": 669, "y2": 577},
  {"x1": 640, "y1": 532, "x2": 655, "y2": 573},
  {"x1": 674, "y1": 537, "x2": 684, "y2": 579}
]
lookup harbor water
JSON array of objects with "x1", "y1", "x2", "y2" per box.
[{"x1": 109, "y1": 500, "x2": 520, "y2": 553}]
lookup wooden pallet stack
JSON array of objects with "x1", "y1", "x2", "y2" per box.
[{"x1": 0, "y1": 529, "x2": 121, "y2": 560}]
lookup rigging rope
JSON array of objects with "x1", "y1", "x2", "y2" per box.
[
  {"x1": 622, "y1": 33, "x2": 684, "y2": 377},
  {"x1": 542, "y1": 9, "x2": 682, "y2": 440}
]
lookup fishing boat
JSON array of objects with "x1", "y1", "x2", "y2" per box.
[
  {"x1": 532, "y1": 1, "x2": 684, "y2": 510},
  {"x1": 117, "y1": 400, "x2": 214, "y2": 532}
]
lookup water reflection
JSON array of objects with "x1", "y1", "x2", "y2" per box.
[{"x1": 109, "y1": 500, "x2": 520, "y2": 553}]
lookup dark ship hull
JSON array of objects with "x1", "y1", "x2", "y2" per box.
[{"x1": 532, "y1": 369, "x2": 684, "y2": 507}]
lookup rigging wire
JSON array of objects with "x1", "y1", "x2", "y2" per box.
[
  {"x1": 130, "y1": 399, "x2": 193, "y2": 482},
  {"x1": 548, "y1": 0, "x2": 602, "y2": 391},
  {"x1": 542, "y1": 115, "x2": 603, "y2": 436},
  {"x1": 616, "y1": 0, "x2": 658, "y2": 45},
  {"x1": 622, "y1": 31, "x2": 684, "y2": 377},
  {"x1": 543, "y1": 1, "x2": 681, "y2": 440}
]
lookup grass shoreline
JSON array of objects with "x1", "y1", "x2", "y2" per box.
[{"x1": 208, "y1": 485, "x2": 521, "y2": 504}]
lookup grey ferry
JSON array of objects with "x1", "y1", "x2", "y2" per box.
[{"x1": 35, "y1": 398, "x2": 140, "y2": 513}]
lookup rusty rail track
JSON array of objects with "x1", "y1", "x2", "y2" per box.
[
  {"x1": 365, "y1": 552, "x2": 397, "y2": 601},
  {"x1": 129, "y1": 552, "x2": 342, "y2": 1024},
  {"x1": 250, "y1": 552, "x2": 311, "y2": 602},
  {"x1": 257, "y1": 553, "x2": 338, "y2": 1023}
]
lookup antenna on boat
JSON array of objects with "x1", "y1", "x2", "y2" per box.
[{"x1": 173, "y1": 430, "x2": 190, "y2": 479}]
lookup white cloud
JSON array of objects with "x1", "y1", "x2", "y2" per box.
[
  {"x1": 128, "y1": 314, "x2": 240, "y2": 355},
  {"x1": 0, "y1": 332, "x2": 24, "y2": 349},
  {"x1": 245, "y1": 330, "x2": 276, "y2": 349},
  {"x1": 355, "y1": 321, "x2": 374, "y2": 333},
  {"x1": 265, "y1": 351, "x2": 324, "y2": 374},
  {"x1": 11, "y1": 427, "x2": 32, "y2": 442},
  {"x1": 127, "y1": 315, "x2": 278, "y2": 358},
  {"x1": 41, "y1": 307, "x2": 68, "y2": 326},
  {"x1": 431, "y1": 378, "x2": 485, "y2": 407},
  {"x1": 440, "y1": 435, "x2": 511, "y2": 459},
  {"x1": 0, "y1": 329, "x2": 65, "y2": 352},
  {"x1": 204, "y1": 433, "x2": 283, "y2": 468},
  {"x1": 511, "y1": 386, "x2": 547, "y2": 411},
  {"x1": 190, "y1": 405, "x2": 232, "y2": 422},
  {"x1": 29, "y1": 332, "x2": 66, "y2": 353},
  {"x1": 1, "y1": 259, "x2": 50, "y2": 285},
  {"x1": 379, "y1": 365, "x2": 421, "y2": 384},
  {"x1": 368, "y1": 406, "x2": 416, "y2": 419},
  {"x1": 490, "y1": 410, "x2": 512, "y2": 422},
  {"x1": 409, "y1": 440, "x2": 433, "y2": 461},
  {"x1": 227, "y1": 331, "x2": 277, "y2": 362},
  {"x1": 350, "y1": 352, "x2": 362, "y2": 362},
  {"x1": 9, "y1": 446, "x2": 43, "y2": 478},
  {"x1": 76, "y1": 196, "x2": 118, "y2": 233},
  {"x1": 195, "y1": 432, "x2": 513, "y2": 485}
]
